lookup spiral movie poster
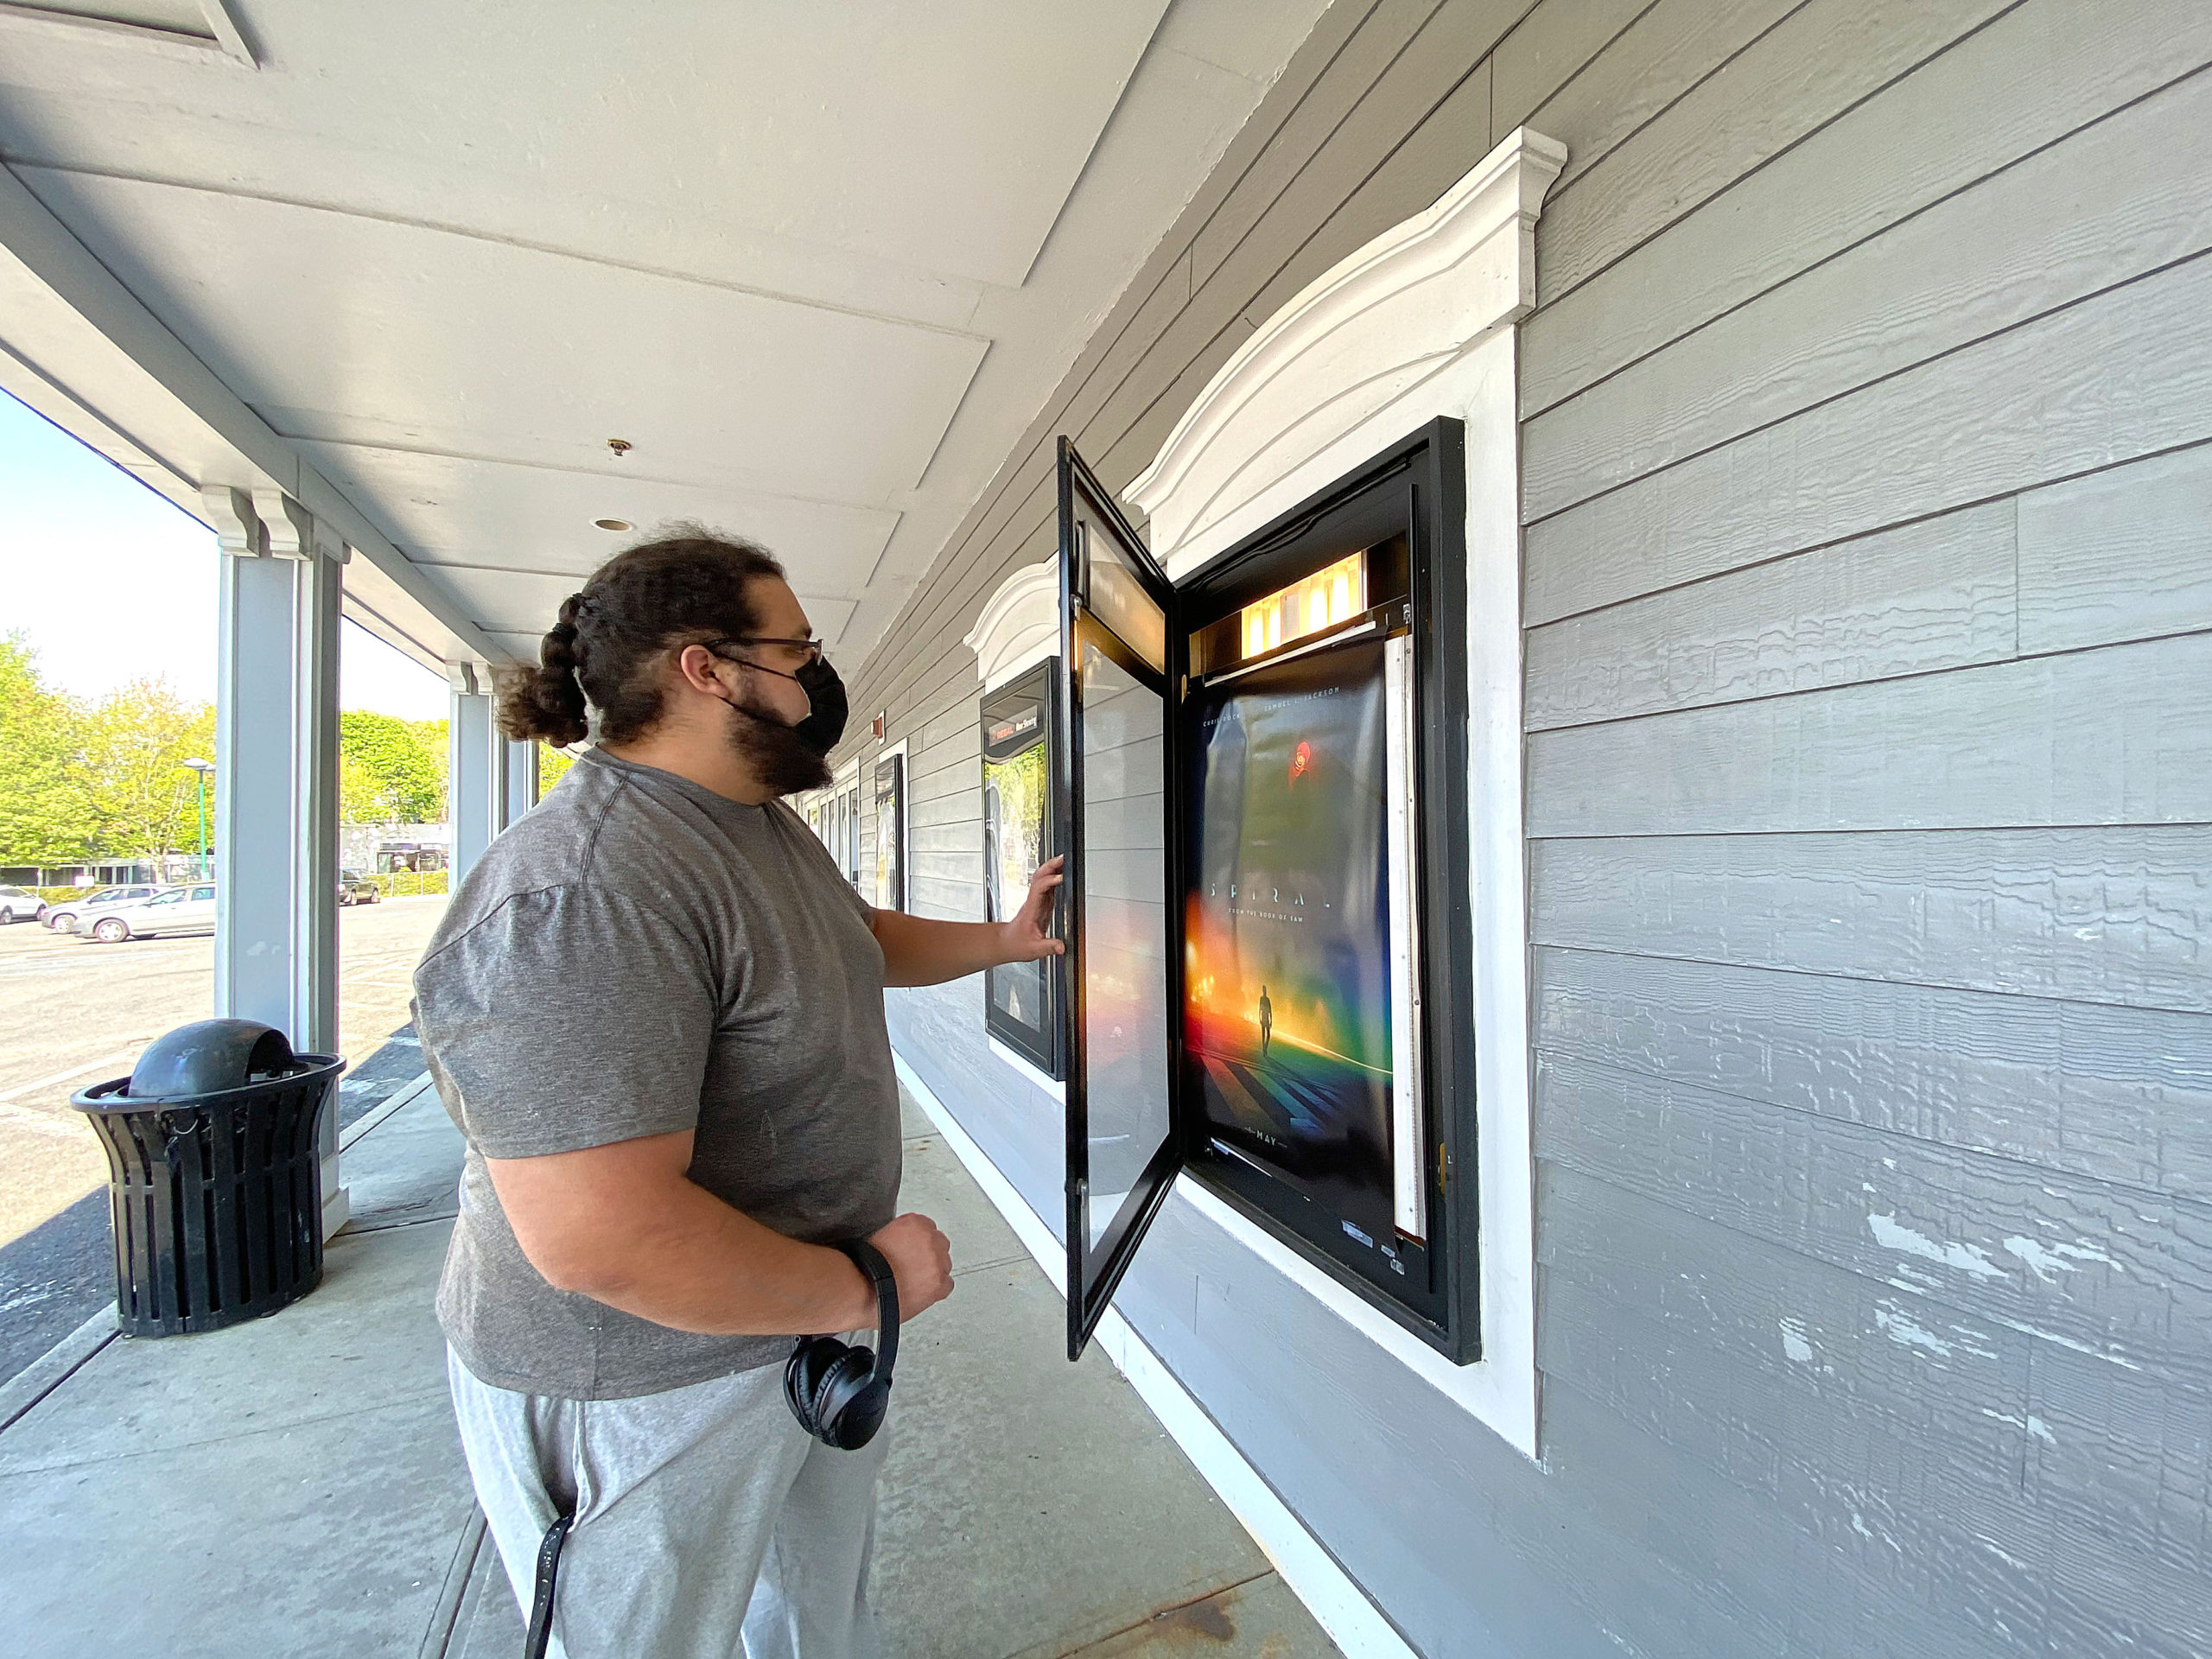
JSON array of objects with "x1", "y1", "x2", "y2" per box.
[{"x1": 1184, "y1": 637, "x2": 1396, "y2": 1243}]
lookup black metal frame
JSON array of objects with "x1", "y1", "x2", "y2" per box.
[
  {"x1": 981, "y1": 660, "x2": 1064, "y2": 1078},
  {"x1": 1053, "y1": 419, "x2": 1478, "y2": 1364},
  {"x1": 1057, "y1": 440, "x2": 1187, "y2": 1360},
  {"x1": 1173, "y1": 418, "x2": 1477, "y2": 1360}
]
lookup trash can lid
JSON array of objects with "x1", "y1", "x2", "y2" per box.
[{"x1": 128, "y1": 1019, "x2": 299, "y2": 1100}]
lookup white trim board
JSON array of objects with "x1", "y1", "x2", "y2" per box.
[
  {"x1": 987, "y1": 1034, "x2": 1065, "y2": 1103},
  {"x1": 895, "y1": 1050, "x2": 1418, "y2": 1659}
]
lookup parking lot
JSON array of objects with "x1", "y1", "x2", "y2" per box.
[{"x1": 0, "y1": 895, "x2": 448, "y2": 1377}]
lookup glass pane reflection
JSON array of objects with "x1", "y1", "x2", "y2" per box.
[{"x1": 1079, "y1": 637, "x2": 1170, "y2": 1249}]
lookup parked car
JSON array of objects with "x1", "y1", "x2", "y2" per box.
[
  {"x1": 82, "y1": 883, "x2": 217, "y2": 944},
  {"x1": 0, "y1": 885, "x2": 44, "y2": 925},
  {"x1": 42, "y1": 884, "x2": 166, "y2": 931},
  {"x1": 339, "y1": 868, "x2": 380, "y2": 906}
]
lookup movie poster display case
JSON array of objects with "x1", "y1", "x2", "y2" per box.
[
  {"x1": 980, "y1": 664, "x2": 1060, "y2": 1079},
  {"x1": 1049, "y1": 421, "x2": 1475, "y2": 1363}
]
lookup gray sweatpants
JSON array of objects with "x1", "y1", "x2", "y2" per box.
[{"x1": 448, "y1": 1348, "x2": 886, "y2": 1659}]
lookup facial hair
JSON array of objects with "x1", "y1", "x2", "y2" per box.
[{"x1": 721, "y1": 683, "x2": 832, "y2": 796}]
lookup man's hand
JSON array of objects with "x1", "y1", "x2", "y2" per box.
[
  {"x1": 868, "y1": 1211, "x2": 954, "y2": 1323},
  {"x1": 869, "y1": 857, "x2": 1065, "y2": 987},
  {"x1": 1001, "y1": 855, "x2": 1066, "y2": 962}
]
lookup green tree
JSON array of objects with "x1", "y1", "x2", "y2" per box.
[
  {"x1": 0, "y1": 634, "x2": 93, "y2": 866},
  {"x1": 338, "y1": 750, "x2": 388, "y2": 826},
  {"x1": 538, "y1": 743, "x2": 577, "y2": 796},
  {"x1": 338, "y1": 710, "x2": 445, "y2": 824},
  {"x1": 79, "y1": 677, "x2": 217, "y2": 865},
  {"x1": 410, "y1": 718, "x2": 450, "y2": 812}
]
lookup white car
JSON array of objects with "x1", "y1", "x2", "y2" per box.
[
  {"x1": 0, "y1": 885, "x2": 43, "y2": 925},
  {"x1": 82, "y1": 882, "x2": 217, "y2": 944},
  {"x1": 42, "y1": 884, "x2": 166, "y2": 931}
]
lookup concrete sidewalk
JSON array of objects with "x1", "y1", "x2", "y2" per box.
[{"x1": 1, "y1": 1079, "x2": 1340, "y2": 1658}]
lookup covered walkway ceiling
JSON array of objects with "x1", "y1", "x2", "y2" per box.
[{"x1": 0, "y1": 0, "x2": 1325, "y2": 671}]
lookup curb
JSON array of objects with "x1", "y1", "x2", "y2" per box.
[
  {"x1": 0, "y1": 1300, "x2": 118, "y2": 1433},
  {"x1": 340, "y1": 1070, "x2": 437, "y2": 1153}
]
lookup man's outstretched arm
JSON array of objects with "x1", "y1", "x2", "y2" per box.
[{"x1": 870, "y1": 855, "x2": 1065, "y2": 988}]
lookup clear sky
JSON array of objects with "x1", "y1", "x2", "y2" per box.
[{"x1": 0, "y1": 391, "x2": 448, "y2": 719}]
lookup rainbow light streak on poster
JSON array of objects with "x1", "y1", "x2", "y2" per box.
[{"x1": 1184, "y1": 638, "x2": 1395, "y2": 1242}]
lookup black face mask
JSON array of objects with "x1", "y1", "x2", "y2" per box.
[{"x1": 721, "y1": 652, "x2": 849, "y2": 755}]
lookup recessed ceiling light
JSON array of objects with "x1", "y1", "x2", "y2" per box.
[{"x1": 594, "y1": 518, "x2": 632, "y2": 531}]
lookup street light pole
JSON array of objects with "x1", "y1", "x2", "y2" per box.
[{"x1": 181, "y1": 758, "x2": 214, "y2": 880}]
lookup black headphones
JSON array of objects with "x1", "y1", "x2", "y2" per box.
[{"x1": 784, "y1": 1240, "x2": 899, "y2": 1450}]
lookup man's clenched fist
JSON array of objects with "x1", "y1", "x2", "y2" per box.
[{"x1": 868, "y1": 1211, "x2": 954, "y2": 1323}]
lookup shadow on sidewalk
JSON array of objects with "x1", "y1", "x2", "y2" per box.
[{"x1": 0, "y1": 1021, "x2": 431, "y2": 1388}]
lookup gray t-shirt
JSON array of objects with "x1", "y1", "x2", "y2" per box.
[{"x1": 412, "y1": 747, "x2": 901, "y2": 1401}]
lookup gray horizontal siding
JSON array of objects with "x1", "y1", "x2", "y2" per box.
[
  {"x1": 1523, "y1": 501, "x2": 2018, "y2": 729},
  {"x1": 1534, "y1": 947, "x2": 2212, "y2": 1198},
  {"x1": 1522, "y1": 64, "x2": 2212, "y2": 519},
  {"x1": 1527, "y1": 631, "x2": 2212, "y2": 836},
  {"x1": 1539, "y1": 1168, "x2": 2212, "y2": 1656},
  {"x1": 1520, "y1": 0, "x2": 2212, "y2": 415},
  {"x1": 1539, "y1": 1049, "x2": 2212, "y2": 1391},
  {"x1": 1525, "y1": 249, "x2": 2212, "y2": 624},
  {"x1": 1531, "y1": 828, "x2": 2212, "y2": 1013},
  {"x1": 1530, "y1": 0, "x2": 2019, "y2": 305},
  {"x1": 2018, "y1": 442, "x2": 2212, "y2": 654},
  {"x1": 841, "y1": 1, "x2": 2212, "y2": 1653}
]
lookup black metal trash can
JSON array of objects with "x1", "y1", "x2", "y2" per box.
[{"x1": 71, "y1": 1020, "x2": 347, "y2": 1337}]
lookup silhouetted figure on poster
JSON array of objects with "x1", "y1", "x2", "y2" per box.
[{"x1": 1258, "y1": 985, "x2": 1273, "y2": 1058}]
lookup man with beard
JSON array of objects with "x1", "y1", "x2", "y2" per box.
[{"x1": 411, "y1": 530, "x2": 1063, "y2": 1658}]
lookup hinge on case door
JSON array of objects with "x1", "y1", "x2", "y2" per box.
[{"x1": 1438, "y1": 1146, "x2": 1449, "y2": 1191}]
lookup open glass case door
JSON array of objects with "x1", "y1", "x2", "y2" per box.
[{"x1": 1055, "y1": 438, "x2": 1184, "y2": 1360}]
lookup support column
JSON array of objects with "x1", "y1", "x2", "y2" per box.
[
  {"x1": 502, "y1": 738, "x2": 539, "y2": 830},
  {"x1": 447, "y1": 665, "x2": 498, "y2": 882},
  {"x1": 208, "y1": 485, "x2": 350, "y2": 1234}
]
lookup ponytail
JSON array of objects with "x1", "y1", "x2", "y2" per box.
[{"x1": 494, "y1": 592, "x2": 592, "y2": 747}]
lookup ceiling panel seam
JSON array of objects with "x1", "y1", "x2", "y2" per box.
[
  {"x1": 290, "y1": 434, "x2": 905, "y2": 517},
  {"x1": 415, "y1": 556, "x2": 859, "y2": 602},
  {"x1": 2, "y1": 160, "x2": 995, "y2": 344},
  {"x1": 1001, "y1": 4, "x2": 1178, "y2": 292}
]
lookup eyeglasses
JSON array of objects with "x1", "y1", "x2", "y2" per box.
[{"x1": 707, "y1": 634, "x2": 824, "y2": 667}]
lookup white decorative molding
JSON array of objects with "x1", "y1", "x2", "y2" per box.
[
  {"x1": 1126, "y1": 127, "x2": 1565, "y2": 575},
  {"x1": 200, "y1": 484, "x2": 264, "y2": 559},
  {"x1": 963, "y1": 556, "x2": 1059, "y2": 691},
  {"x1": 1116, "y1": 124, "x2": 1566, "y2": 1463},
  {"x1": 252, "y1": 488, "x2": 352, "y2": 565}
]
